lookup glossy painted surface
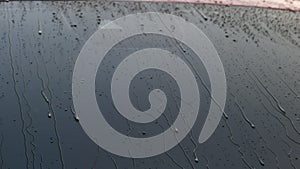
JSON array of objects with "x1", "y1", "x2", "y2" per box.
[{"x1": 0, "y1": 1, "x2": 299, "y2": 169}]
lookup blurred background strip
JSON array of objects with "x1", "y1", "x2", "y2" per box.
[{"x1": 120, "y1": 0, "x2": 300, "y2": 11}]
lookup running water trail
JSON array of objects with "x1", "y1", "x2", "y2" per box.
[{"x1": 6, "y1": 4, "x2": 29, "y2": 168}]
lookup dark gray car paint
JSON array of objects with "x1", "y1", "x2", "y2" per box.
[{"x1": 0, "y1": 1, "x2": 299, "y2": 169}]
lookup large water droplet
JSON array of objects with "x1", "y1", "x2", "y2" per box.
[
  {"x1": 194, "y1": 157, "x2": 199, "y2": 163},
  {"x1": 74, "y1": 115, "x2": 79, "y2": 122}
]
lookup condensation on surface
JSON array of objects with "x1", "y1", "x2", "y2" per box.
[{"x1": 0, "y1": 1, "x2": 299, "y2": 169}]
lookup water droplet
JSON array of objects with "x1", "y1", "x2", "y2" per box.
[
  {"x1": 74, "y1": 115, "x2": 79, "y2": 122},
  {"x1": 223, "y1": 112, "x2": 229, "y2": 119},
  {"x1": 259, "y1": 158, "x2": 265, "y2": 166},
  {"x1": 194, "y1": 157, "x2": 199, "y2": 163},
  {"x1": 277, "y1": 104, "x2": 286, "y2": 114},
  {"x1": 48, "y1": 113, "x2": 52, "y2": 118},
  {"x1": 175, "y1": 128, "x2": 179, "y2": 133},
  {"x1": 38, "y1": 30, "x2": 42, "y2": 35}
]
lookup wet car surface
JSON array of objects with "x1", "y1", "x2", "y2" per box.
[{"x1": 0, "y1": 1, "x2": 300, "y2": 169}]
